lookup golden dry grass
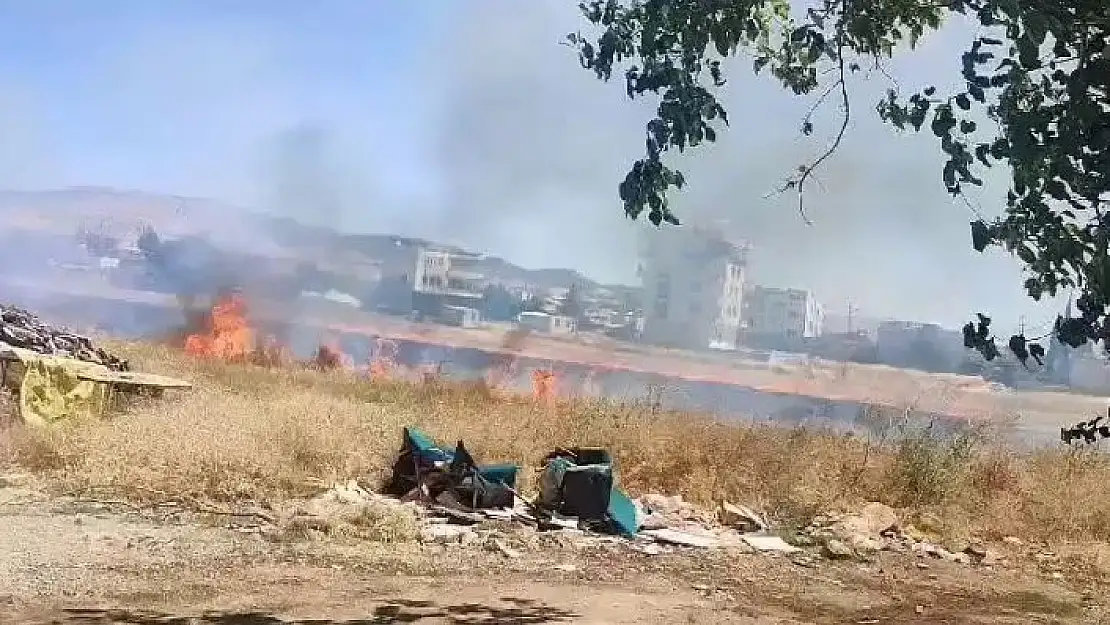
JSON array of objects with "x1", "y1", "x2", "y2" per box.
[{"x1": 0, "y1": 340, "x2": 1109, "y2": 545}]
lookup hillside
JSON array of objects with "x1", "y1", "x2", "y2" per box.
[{"x1": 0, "y1": 187, "x2": 613, "y2": 292}]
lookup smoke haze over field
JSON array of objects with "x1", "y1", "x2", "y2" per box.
[{"x1": 0, "y1": 1, "x2": 1060, "y2": 332}]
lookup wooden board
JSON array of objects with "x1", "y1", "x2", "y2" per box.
[
  {"x1": 74, "y1": 369, "x2": 192, "y2": 389},
  {"x1": 0, "y1": 345, "x2": 191, "y2": 390}
]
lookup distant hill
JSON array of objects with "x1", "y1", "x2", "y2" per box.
[{"x1": 0, "y1": 187, "x2": 619, "y2": 293}]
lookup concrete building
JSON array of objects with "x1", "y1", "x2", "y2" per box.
[
  {"x1": 743, "y1": 286, "x2": 824, "y2": 341},
  {"x1": 411, "y1": 247, "x2": 485, "y2": 317},
  {"x1": 638, "y1": 225, "x2": 748, "y2": 350}
]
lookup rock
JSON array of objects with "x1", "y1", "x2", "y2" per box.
[
  {"x1": 950, "y1": 552, "x2": 972, "y2": 565},
  {"x1": 914, "y1": 512, "x2": 945, "y2": 535},
  {"x1": 823, "y1": 538, "x2": 856, "y2": 560},
  {"x1": 786, "y1": 533, "x2": 816, "y2": 548},
  {"x1": 912, "y1": 542, "x2": 951, "y2": 560},
  {"x1": 487, "y1": 537, "x2": 523, "y2": 558},
  {"x1": 639, "y1": 493, "x2": 715, "y2": 526},
  {"x1": 900, "y1": 524, "x2": 931, "y2": 543},
  {"x1": 419, "y1": 524, "x2": 476, "y2": 545},
  {"x1": 1002, "y1": 536, "x2": 1024, "y2": 547},
  {"x1": 828, "y1": 503, "x2": 898, "y2": 545}
]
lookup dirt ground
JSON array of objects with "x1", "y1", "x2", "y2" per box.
[{"x1": 1, "y1": 477, "x2": 1105, "y2": 625}]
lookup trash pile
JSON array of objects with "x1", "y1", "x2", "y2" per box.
[
  {"x1": 0, "y1": 304, "x2": 129, "y2": 371},
  {"x1": 369, "y1": 426, "x2": 805, "y2": 556},
  {"x1": 274, "y1": 427, "x2": 1009, "y2": 570}
]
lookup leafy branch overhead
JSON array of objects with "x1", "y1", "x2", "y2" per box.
[{"x1": 570, "y1": 0, "x2": 1109, "y2": 364}]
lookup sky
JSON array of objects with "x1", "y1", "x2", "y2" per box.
[{"x1": 0, "y1": 1, "x2": 1065, "y2": 333}]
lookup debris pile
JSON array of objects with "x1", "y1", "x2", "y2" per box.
[
  {"x1": 260, "y1": 428, "x2": 1012, "y2": 573},
  {"x1": 799, "y1": 503, "x2": 1005, "y2": 567},
  {"x1": 0, "y1": 304, "x2": 129, "y2": 371}
]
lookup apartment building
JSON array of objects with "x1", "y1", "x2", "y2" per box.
[
  {"x1": 639, "y1": 225, "x2": 748, "y2": 350},
  {"x1": 744, "y1": 286, "x2": 825, "y2": 341}
]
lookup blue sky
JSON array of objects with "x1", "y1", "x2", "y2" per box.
[{"x1": 0, "y1": 1, "x2": 1064, "y2": 332}]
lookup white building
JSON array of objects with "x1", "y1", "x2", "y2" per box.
[
  {"x1": 412, "y1": 247, "x2": 484, "y2": 299},
  {"x1": 744, "y1": 286, "x2": 825, "y2": 340},
  {"x1": 518, "y1": 311, "x2": 577, "y2": 335},
  {"x1": 638, "y1": 225, "x2": 748, "y2": 349}
]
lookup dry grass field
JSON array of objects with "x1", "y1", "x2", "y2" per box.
[{"x1": 1, "y1": 340, "x2": 1109, "y2": 546}]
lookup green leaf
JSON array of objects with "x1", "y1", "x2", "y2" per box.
[{"x1": 970, "y1": 220, "x2": 991, "y2": 252}]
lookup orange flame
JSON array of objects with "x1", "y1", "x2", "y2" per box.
[
  {"x1": 369, "y1": 338, "x2": 399, "y2": 379},
  {"x1": 531, "y1": 368, "x2": 557, "y2": 403},
  {"x1": 183, "y1": 292, "x2": 255, "y2": 361}
]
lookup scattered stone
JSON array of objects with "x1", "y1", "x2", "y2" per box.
[
  {"x1": 829, "y1": 502, "x2": 898, "y2": 541},
  {"x1": 786, "y1": 533, "x2": 815, "y2": 548},
  {"x1": 1003, "y1": 536, "x2": 1024, "y2": 547},
  {"x1": 823, "y1": 538, "x2": 856, "y2": 560},
  {"x1": 639, "y1": 493, "x2": 715, "y2": 527},
  {"x1": 488, "y1": 537, "x2": 523, "y2": 558},
  {"x1": 629, "y1": 542, "x2": 667, "y2": 556},
  {"x1": 419, "y1": 524, "x2": 476, "y2": 545}
]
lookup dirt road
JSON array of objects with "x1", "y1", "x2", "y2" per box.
[{"x1": 0, "y1": 480, "x2": 1102, "y2": 624}]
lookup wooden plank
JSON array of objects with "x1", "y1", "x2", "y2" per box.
[
  {"x1": 0, "y1": 344, "x2": 190, "y2": 389},
  {"x1": 86, "y1": 370, "x2": 192, "y2": 389}
]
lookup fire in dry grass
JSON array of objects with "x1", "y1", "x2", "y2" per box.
[
  {"x1": 531, "y1": 368, "x2": 557, "y2": 403},
  {"x1": 184, "y1": 291, "x2": 255, "y2": 361},
  {"x1": 368, "y1": 338, "x2": 399, "y2": 379}
]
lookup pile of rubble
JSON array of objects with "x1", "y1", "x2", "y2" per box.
[
  {"x1": 796, "y1": 502, "x2": 1005, "y2": 567},
  {"x1": 0, "y1": 304, "x2": 129, "y2": 371},
  {"x1": 273, "y1": 483, "x2": 1011, "y2": 572}
]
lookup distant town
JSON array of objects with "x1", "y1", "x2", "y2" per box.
[{"x1": 3, "y1": 199, "x2": 1107, "y2": 396}]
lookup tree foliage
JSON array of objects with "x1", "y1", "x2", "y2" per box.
[{"x1": 570, "y1": 0, "x2": 1109, "y2": 365}]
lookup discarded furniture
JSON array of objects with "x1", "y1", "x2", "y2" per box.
[
  {"x1": 384, "y1": 426, "x2": 519, "y2": 509},
  {"x1": 538, "y1": 447, "x2": 640, "y2": 536}
]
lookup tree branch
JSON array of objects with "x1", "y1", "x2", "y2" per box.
[{"x1": 769, "y1": 34, "x2": 852, "y2": 225}]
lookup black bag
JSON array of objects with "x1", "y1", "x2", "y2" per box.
[
  {"x1": 540, "y1": 447, "x2": 614, "y2": 522},
  {"x1": 559, "y1": 465, "x2": 613, "y2": 520}
]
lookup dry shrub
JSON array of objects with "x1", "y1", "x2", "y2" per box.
[
  {"x1": 4, "y1": 339, "x2": 1110, "y2": 545},
  {"x1": 278, "y1": 500, "x2": 421, "y2": 544}
]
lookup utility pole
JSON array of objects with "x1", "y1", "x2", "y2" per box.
[
  {"x1": 1018, "y1": 315, "x2": 1026, "y2": 337},
  {"x1": 846, "y1": 301, "x2": 856, "y2": 334}
]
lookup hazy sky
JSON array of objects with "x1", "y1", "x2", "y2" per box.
[{"x1": 0, "y1": 1, "x2": 1063, "y2": 332}]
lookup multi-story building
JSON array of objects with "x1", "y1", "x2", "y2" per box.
[
  {"x1": 411, "y1": 247, "x2": 485, "y2": 318},
  {"x1": 638, "y1": 225, "x2": 748, "y2": 350},
  {"x1": 743, "y1": 286, "x2": 825, "y2": 341}
]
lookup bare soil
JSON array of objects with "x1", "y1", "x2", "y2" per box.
[{"x1": 1, "y1": 479, "x2": 1104, "y2": 625}]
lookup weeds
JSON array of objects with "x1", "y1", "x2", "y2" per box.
[{"x1": 0, "y1": 340, "x2": 1109, "y2": 545}]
